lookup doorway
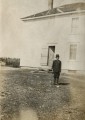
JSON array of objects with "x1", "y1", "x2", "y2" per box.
[{"x1": 48, "y1": 46, "x2": 55, "y2": 67}]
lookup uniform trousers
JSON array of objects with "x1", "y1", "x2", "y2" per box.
[{"x1": 53, "y1": 72, "x2": 60, "y2": 84}]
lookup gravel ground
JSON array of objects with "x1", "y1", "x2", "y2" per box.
[{"x1": 0, "y1": 68, "x2": 85, "y2": 120}]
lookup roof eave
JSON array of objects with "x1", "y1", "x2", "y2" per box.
[{"x1": 21, "y1": 10, "x2": 85, "y2": 22}]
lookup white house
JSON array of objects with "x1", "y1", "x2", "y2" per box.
[{"x1": 21, "y1": 0, "x2": 85, "y2": 74}]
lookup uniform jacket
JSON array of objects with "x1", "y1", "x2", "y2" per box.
[{"x1": 52, "y1": 60, "x2": 61, "y2": 72}]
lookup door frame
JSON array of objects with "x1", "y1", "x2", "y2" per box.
[{"x1": 47, "y1": 45, "x2": 55, "y2": 66}]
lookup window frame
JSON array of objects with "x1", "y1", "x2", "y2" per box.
[
  {"x1": 69, "y1": 44, "x2": 77, "y2": 60},
  {"x1": 71, "y1": 17, "x2": 79, "y2": 33}
]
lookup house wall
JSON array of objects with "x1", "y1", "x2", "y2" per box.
[
  {"x1": 40, "y1": 13, "x2": 85, "y2": 72},
  {"x1": 19, "y1": 13, "x2": 85, "y2": 72}
]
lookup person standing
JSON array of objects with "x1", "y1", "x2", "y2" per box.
[{"x1": 52, "y1": 54, "x2": 61, "y2": 86}]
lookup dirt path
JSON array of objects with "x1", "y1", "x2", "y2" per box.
[{"x1": 64, "y1": 74, "x2": 85, "y2": 120}]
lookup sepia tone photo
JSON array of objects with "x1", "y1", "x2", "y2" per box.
[{"x1": 0, "y1": 0, "x2": 85, "y2": 120}]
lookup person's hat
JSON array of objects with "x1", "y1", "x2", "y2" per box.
[{"x1": 56, "y1": 54, "x2": 59, "y2": 58}]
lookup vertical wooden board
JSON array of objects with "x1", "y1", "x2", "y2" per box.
[{"x1": 40, "y1": 47, "x2": 48, "y2": 66}]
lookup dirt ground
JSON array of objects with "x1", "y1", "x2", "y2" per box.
[{"x1": 0, "y1": 67, "x2": 85, "y2": 120}]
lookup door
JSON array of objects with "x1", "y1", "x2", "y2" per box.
[
  {"x1": 48, "y1": 46, "x2": 55, "y2": 67},
  {"x1": 40, "y1": 47, "x2": 48, "y2": 66}
]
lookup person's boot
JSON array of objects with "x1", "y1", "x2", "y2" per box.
[{"x1": 57, "y1": 78, "x2": 59, "y2": 87}]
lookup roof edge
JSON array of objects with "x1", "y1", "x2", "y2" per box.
[
  {"x1": 58, "y1": 0, "x2": 85, "y2": 7},
  {"x1": 21, "y1": 10, "x2": 85, "y2": 22}
]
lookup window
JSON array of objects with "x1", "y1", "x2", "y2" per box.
[
  {"x1": 71, "y1": 17, "x2": 79, "y2": 33},
  {"x1": 69, "y1": 44, "x2": 77, "y2": 60},
  {"x1": 72, "y1": 18, "x2": 79, "y2": 28}
]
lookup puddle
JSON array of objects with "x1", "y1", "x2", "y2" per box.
[{"x1": 12, "y1": 108, "x2": 38, "y2": 120}]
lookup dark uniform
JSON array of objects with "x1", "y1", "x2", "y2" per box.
[{"x1": 52, "y1": 54, "x2": 61, "y2": 85}]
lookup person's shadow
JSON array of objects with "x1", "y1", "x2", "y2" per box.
[{"x1": 58, "y1": 83, "x2": 70, "y2": 85}]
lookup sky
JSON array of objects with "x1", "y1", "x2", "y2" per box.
[{"x1": 0, "y1": 0, "x2": 64, "y2": 56}]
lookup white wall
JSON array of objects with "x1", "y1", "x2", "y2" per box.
[{"x1": 38, "y1": 14, "x2": 85, "y2": 71}]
